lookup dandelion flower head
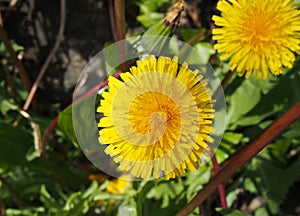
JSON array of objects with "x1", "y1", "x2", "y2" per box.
[
  {"x1": 97, "y1": 56, "x2": 215, "y2": 180},
  {"x1": 212, "y1": 0, "x2": 300, "y2": 79}
]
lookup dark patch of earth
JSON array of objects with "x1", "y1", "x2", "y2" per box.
[{"x1": 3, "y1": 0, "x2": 112, "y2": 110}]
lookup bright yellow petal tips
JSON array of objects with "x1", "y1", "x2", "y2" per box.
[
  {"x1": 97, "y1": 56, "x2": 215, "y2": 180},
  {"x1": 212, "y1": 0, "x2": 300, "y2": 80}
]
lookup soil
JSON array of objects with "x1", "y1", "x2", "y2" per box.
[{"x1": 2, "y1": 0, "x2": 112, "y2": 109}]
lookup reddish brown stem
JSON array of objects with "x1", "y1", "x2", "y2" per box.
[
  {"x1": 208, "y1": 70, "x2": 234, "y2": 210},
  {"x1": 211, "y1": 155, "x2": 227, "y2": 208},
  {"x1": 41, "y1": 116, "x2": 59, "y2": 156},
  {"x1": 113, "y1": 0, "x2": 127, "y2": 72},
  {"x1": 177, "y1": 101, "x2": 300, "y2": 216}
]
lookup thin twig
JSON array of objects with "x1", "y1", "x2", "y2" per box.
[
  {"x1": 41, "y1": 116, "x2": 58, "y2": 156},
  {"x1": 177, "y1": 101, "x2": 300, "y2": 216},
  {"x1": 19, "y1": 109, "x2": 42, "y2": 157},
  {"x1": 0, "y1": 12, "x2": 37, "y2": 109},
  {"x1": 113, "y1": 0, "x2": 127, "y2": 71},
  {"x1": 23, "y1": 0, "x2": 66, "y2": 110}
]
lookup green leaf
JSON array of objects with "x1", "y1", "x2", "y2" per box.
[
  {"x1": 185, "y1": 166, "x2": 211, "y2": 200},
  {"x1": 6, "y1": 207, "x2": 45, "y2": 216},
  {"x1": 179, "y1": 41, "x2": 215, "y2": 65},
  {"x1": 282, "y1": 118, "x2": 300, "y2": 139},
  {"x1": 11, "y1": 40, "x2": 24, "y2": 52},
  {"x1": 103, "y1": 41, "x2": 120, "y2": 75},
  {"x1": 227, "y1": 79, "x2": 261, "y2": 127},
  {"x1": 139, "y1": 0, "x2": 167, "y2": 13},
  {"x1": 216, "y1": 208, "x2": 251, "y2": 216},
  {"x1": 254, "y1": 207, "x2": 269, "y2": 216},
  {"x1": 226, "y1": 191, "x2": 237, "y2": 208},
  {"x1": 242, "y1": 60, "x2": 300, "y2": 127},
  {"x1": 222, "y1": 132, "x2": 244, "y2": 145},
  {"x1": 0, "y1": 121, "x2": 32, "y2": 170},
  {"x1": 0, "y1": 99, "x2": 18, "y2": 115},
  {"x1": 0, "y1": 40, "x2": 23, "y2": 57},
  {"x1": 82, "y1": 180, "x2": 99, "y2": 199},
  {"x1": 136, "y1": 181, "x2": 155, "y2": 216},
  {"x1": 40, "y1": 185, "x2": 62, "y2": 209},
  {"x1": 144, "y1": 179, "x2": 187, "y2": 216},
  {"x1": 258, "y1": 156, "x2": 300, "y2": 214},
  {"x1": 193, "y1": 42, "x2": 216, "y2": 64},
  {"x1": 217, "y1": 132, "x2": 245, "y2": 162},
  {"x1": 135, "y1": 0, "x2": 169, "y2": 27},
  {"x1": 58, "y1": 106, "x2": 78, "y2": 147},
  {"x1": 243, "y1": 177, "x2": 258, "y2": 194},
  {"x1": 181, "y1": 29, "x2": 206, "y2": 42},
  {"x1": 137, "y1": 12, "x2": 164, "y2": 28},
  {"x1": 93, "y1": 193, "x2": 124, "y2": 200}
]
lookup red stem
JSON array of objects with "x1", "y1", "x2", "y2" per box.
[
  {"x1": 211, "y1": 155, "x2": 228, "y2": 208},
  {"x1": 208, "y1": 71, "x2": 235, "y2": 210},
  {"x1": 177, "y1": 101, "x2": 300, "y2": 216}
]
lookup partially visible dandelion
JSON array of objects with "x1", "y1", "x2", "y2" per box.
[
  {"x1": 212, "y1": 0, "x2": 300, "y2": 79},
  {"x1": 97, "y1": 56, "x2": 215, "y2": 180}
]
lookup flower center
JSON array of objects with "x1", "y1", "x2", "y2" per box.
[
  {"x1": 241, "y1": 7, "x2": 282, "y2": 51},
  {"x1": 128, "y1": 91, "x2": 180, "y2": 136}
]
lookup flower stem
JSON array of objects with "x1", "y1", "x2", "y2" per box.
[
  {"x1": 113, "y1": 0, "x2": 127, "y2": 71},
  {"x1": 177, "y1": 101, "x2": 300, "y2": 216},
  {"x1": 208, "y1": 70, "x2": 235, "y2": 210},
  {"x1": 211, "y1": 155, "x2": 228, "y2": 208}
]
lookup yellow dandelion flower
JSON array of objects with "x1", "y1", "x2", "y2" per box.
[
  {"x1": 212, "y1": 0, "x2": 300, "y2": 80},
  {"x1": 107, "y1": 177, "x2": 130, "y2": 194},
  {"x1": 97, "y1": 56, "x2": 215, "y2": 180}
]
